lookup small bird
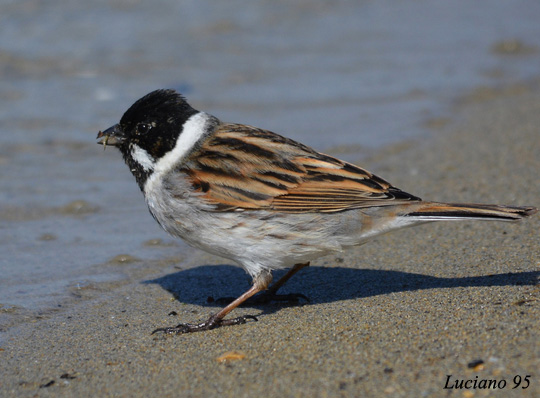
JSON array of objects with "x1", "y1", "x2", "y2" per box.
[{"x1": 97, "y1": 89, "x2": 537, "y2": 334}]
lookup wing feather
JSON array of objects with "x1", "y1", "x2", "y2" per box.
[{"x1": 180, "y1": 123, "x2": 421, "y2": 212}]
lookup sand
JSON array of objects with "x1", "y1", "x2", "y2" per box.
[{"x1": 1, "y1": 82, "x2": 539, "y2": 398}]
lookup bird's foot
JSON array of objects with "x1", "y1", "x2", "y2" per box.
[{"x1": 151, "y1": 314, "x2": 258, "y2": 335}]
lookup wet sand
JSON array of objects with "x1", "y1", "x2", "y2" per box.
[{"x1": 1, "y1": 84, "x2": 539, "y2": 397}]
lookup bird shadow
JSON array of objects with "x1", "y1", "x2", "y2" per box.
[{"x1": 145, "y1": 264, "x2": 540, "y2": 316}]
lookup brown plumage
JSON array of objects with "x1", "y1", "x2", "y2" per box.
[
  {"x1": 182, "y1": 123, "x2": 421, "y2": 212},
  {"x1": 180, "y1": 123, "x2": 535, "y2": 221}
]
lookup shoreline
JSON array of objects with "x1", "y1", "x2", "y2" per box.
[{"x1": 1, "y1": 83, "x2": 539, "y2": 397}]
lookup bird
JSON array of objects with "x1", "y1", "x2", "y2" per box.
[{"x1": 97, "y1": 89, "x2": 537, "y2": 334}]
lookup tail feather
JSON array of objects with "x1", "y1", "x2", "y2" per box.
[{"x1": 403, "y1": 202, "x2": 537, "y2": 222}]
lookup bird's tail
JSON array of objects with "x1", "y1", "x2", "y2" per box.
[{"x1": 401, "y1": 202, "x2": 537, "y2": 222}]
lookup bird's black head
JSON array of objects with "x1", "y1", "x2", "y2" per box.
[{"x1": 97, "y1": 89, "x2": 199, "y2": 188}]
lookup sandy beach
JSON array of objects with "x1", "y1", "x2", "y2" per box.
[
  {"x1": 1, "y1": 80, "x2": 539, "y2": 397},
  {"x1": 2, "y1": 2, "x2": 540, "y2": 397}
]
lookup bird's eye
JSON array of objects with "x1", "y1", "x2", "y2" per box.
[{"x1": 136, "y1": 123, "x2": 152, "y2": 135}]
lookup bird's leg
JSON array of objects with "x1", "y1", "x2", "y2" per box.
[
  {"x1": 252, "y1": 262, "x2": 311, "y2": 303},
  {"x1": 268, "y1": 262, "x2": 310, "y2": 294},
  {"x1": 152, "y1": 271, "x2": 272, "y2": 334},
  {"x1": 213, "y1": 262, "x2": 310, "y2": 306}
]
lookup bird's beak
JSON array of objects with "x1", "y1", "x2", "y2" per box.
[{"x1": 97, "y1": 124, "x2": 126, "y2": 149}]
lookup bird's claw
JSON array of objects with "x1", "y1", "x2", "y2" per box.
[{"x1": 151, "y1": 314, "x2": 258, "y2": 335}]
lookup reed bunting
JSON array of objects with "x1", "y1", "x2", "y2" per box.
[{"x1": 97, "y1": 89, "x2": 537, "y2": 334}]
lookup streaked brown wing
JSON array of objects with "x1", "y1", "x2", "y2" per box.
[{"x1": 180, "y1": 123, "x2": 421, "y2": 212}]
